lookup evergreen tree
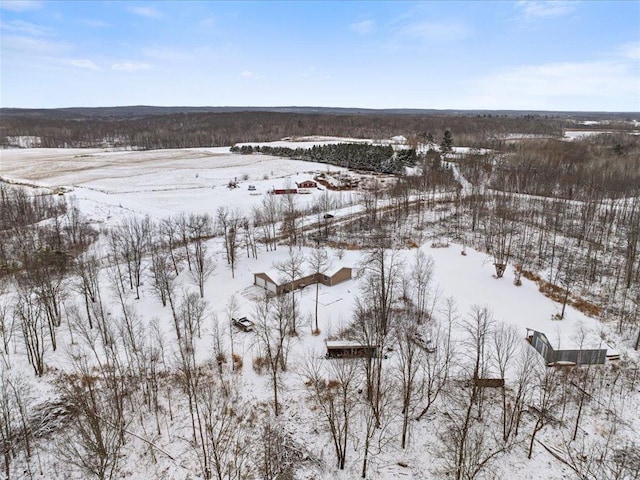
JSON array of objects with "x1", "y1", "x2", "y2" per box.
[{"x1": 441, "y1": 130, "x2": 453, "y2": 153}]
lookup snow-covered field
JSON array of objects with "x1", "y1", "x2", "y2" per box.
[
  {"x1": 0, "y1": 146, "x2": 360, "y2": 225},
  {"x1": 1, "y1": 142, "x2": 638, "y2": 479}
]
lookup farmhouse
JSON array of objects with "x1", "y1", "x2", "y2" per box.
[
  {"x1": 253, "y1": 267, "x2": 353, "y2": 295},
  {"x1": 296, "y1": 179, "x2": 317, "y2": 189},
  {"x1": 325, "y1": 340, "x2": 379, "y2": 359},
  {"x1": 526, "y1": 328, "x2": 608, "y2": 366}
]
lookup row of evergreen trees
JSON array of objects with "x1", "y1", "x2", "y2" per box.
[{"x1": 230, "y1": 143, "x2": 417, "y2": 174}]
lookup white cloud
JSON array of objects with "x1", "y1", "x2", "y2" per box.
[
  {"x1": 468, "y1": 60, "x2": 639, "y2": 110},
  {"x1": 618, "y1": 41, "x2": 640, "y2": 61},
  {"x1": 401, "y1": 20, "x2": 470, "y2": 43},
  {"x1": 143, "y1": 47, "x2": 192, "y2": 62},
  {"x1": 515, "y1": 1, "x2": 576, "y2": 19},
  {"x1": 126, "y1": 6, "x2": 162, "y2": 19},
  {"x1": 0, "y1": 1, "x2": 42, "y2": 12},
  {"x1": 240, "y1": 70, "x2": 264, "y2": 79},
  {"x1": 111, "y1": 61, "x2": 151, "y2": 72},
  {"x1": 199, "y1": 16, "x2": 215, "y2": 27},
  {"x1": 0, "y1": 20, "x2": 52, "y2": 37},
  {"x1": 351, "y1": 19, "x2": 375, "y2": 35},
  {"x1": 70, "y1": 59, "x2": 100, "y2": 71},
  {"x1": 81, "y1": 19, "x2": 112, "y2": 28},
  {"x1": 1, "y1": 34, "x2": 70, "y2": 55}
]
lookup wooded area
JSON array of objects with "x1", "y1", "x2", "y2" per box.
[{"x1": 0, "y1": 112, "x2": 639, "y2": 479}]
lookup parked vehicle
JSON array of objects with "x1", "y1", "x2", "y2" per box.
[{"x1": 233, "y1": 317, "x2": 255, "y2": 332}]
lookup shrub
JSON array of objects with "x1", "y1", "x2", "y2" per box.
[
  {"x1": 232, "y1": 353, "x2": 244, "y2": 372},
  {"x1": 253, "y1": 355, "x2": 267, "y2": 374}
]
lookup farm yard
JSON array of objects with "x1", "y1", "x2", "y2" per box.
[{"x1": 1, "y1": 132, "x2": 639, "y2": 480}]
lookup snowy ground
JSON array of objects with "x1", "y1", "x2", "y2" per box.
[
  {"x1": 0, "y1": 144, "x2": 610, "y2": 351},
  {"x1": 0, "y1": 146, "x2": 362, "y2": 227},
  {"x1": 1, "y1": 142, "x2": 637, "y2": 479}
]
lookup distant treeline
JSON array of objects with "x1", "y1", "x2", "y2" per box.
[
  {"x1": 231, "y1": 143, "x2": 417, "y2": 174},
  {"x1": 0, "y1": 110, "x2": 568, "y2": 149}
]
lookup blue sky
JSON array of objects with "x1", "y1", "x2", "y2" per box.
[{"x1": 1, "y1": 0, "x2": 638, "y2": 111}]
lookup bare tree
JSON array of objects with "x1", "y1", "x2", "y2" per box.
[
  {"x1": 0, "y1": 371, "x2": 34, "y2": 480},
  {"x1": 0, "y1": 301, "x2": 14, "y2": 367},
  {"x1": 196, "y1": 375, "x2": 252, "y2": 480},
  {"x1": 226, "y1": 294, "x2": 240, "y2": 360},
  {"x1": 483, "y1": 192, "x2": 516, "y2": 279},
  {"x1": 188, "y1": 214, "x2": 215, "y2": 298},
  {"x1": 308, "y1": 247, "x2": 330, "y2": 333},
  {"x1": 437, "y1": 307, "x2": 505, "y2": 480},
  {"x1": 253, "y1": 294, "x2": 293, "y2": 416},
  {"x1": 15, "y1": 291, "x2": 47, "y2": 376},
  {"x1": 257, "y1": 195, "x2": 279, "y2": 252},
  {"x1": 159, "y1": 216, "x2": 182, "y2": 275},
  {"x1": 503, "y1": 344, "x2": 537, "y2": 442},
  {"x1": 148, "y1": 240, "x2": 178, "y2": 310},
  {"x1": 18, "y1": 246, "x2": 67, "y2": 350},
  {"x1": 302, "y1": 356, "x2": 359, "y2": 470},
  {"x1": 491, "y1": 323, "x2": 520, "y2": 443},
  {"x1": 111, "y1": 215, "x2": 151, "y2": 299},
  {"x1": 527, "y1": 361, "x2": 560, "y2": 459},
  {"x1": 280, "y1": 180, "x2": 299, "y2": 248},
  {"x1": 72, "y1": 253, "x2": 102, "y2": 330},
  {"x1": 216, "y1": 207, "x2": 242, "y2": 278},
  {"x1": 57, "y1": 326, "x2": 129, "y2": 480},
  {"x1": 395, "y1": 315, "x2": 422, "y2": 449},
  {"x1": 275, "y1": 250, "x2": 305, "y2": 335},
  {"x1": 408, "y1": 249, "x2": 435, "y2": 323},
  {"x1": 416, "y1": 298, "x2": 456, "y2": 420}
]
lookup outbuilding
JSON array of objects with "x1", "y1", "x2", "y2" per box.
[
  {"x1": 253, "y1": 266, "x2": 353, "y2": 295},
  {"x1": 296, "y1": 179, "x2": 317, "y2": 189},
  {"x1": 326, "y1": 340, "x2": 379, "y2": 359},
  {"x1": 526, "y1": 328, "x2": 608, "y2": 366},
  {"x1": 253, "y1": 272, "x2": 280, "y2": 294}
]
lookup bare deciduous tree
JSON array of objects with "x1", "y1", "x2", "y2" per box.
[{"x1": 253, "y1": 294, "x2": 293, "y2": 416}]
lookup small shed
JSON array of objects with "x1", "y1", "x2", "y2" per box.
[
  {"x1": 526, "y1": 328, "x2": 608, "y2": 366},
  {"x1": 326, "y1": 341, "x2": 379, "y2": 359}
]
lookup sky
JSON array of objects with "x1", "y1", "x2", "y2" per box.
[{"x1": 0, "y1": 0, "x2": 639, "y2": 111}]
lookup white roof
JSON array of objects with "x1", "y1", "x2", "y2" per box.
[{"x1": 326, "y1": 340, "x2": 373, "y2": 348}]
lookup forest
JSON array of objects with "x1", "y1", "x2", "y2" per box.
[
  {"x1": 0, "y1": 108, "x2": 574, "y2": 149},
  {"x1": 230, "y1": 143, "x2": 417, "y2": 174},
  {"x1": 0, "y1": 113, "x2": 639, "y2": 480}
]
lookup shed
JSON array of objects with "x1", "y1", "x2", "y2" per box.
[
  {"x1": 526, "y1": 328, "x2": 608, "y2": 366},
  {"x1": 326, "y1": 341, "x2": 379, "y2": 359}
]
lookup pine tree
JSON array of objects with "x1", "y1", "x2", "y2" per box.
[{"x1": 441, "y1": 130, "x2": 453, "y2": 153}]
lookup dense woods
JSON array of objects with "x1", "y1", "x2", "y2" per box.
[
  {"x1": 0, "y1": 108, "x2": 571, "y2": 149},
  {"x1": 231, "y1": 143, "x2": 417, "y2": 174}
]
